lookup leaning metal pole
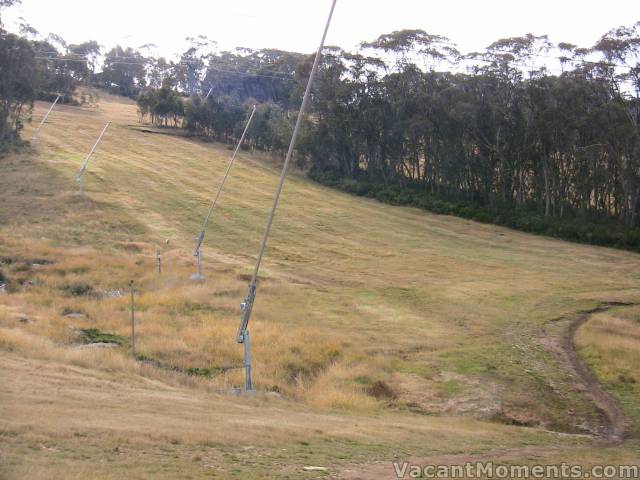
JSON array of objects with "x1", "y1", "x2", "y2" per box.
[
  {"x1": 32, "y1": 94, "x2": 61, "y2": 144},
  {"x1": 191, "y1": 105, "x2": 257, "y2": 281},
  {"x1": 236, "y1": 0, "x2": 338, "y2": 391},
  {"x1": 76, "y1": 122, "x2": 111, "y2": 195}
]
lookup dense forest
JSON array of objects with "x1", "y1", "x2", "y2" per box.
[{"x1": 1, "y1": 0, "x2": 638, "y2": 248}]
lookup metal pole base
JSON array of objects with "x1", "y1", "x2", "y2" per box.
[
  {"x1": 243, "y1": 329, "x2": 253, "y2": 391},
  {"x1": 228, "y1": 387, "x2": 256, "y2": 396},
  {"x1": 190, "y1": 249, "x2": 204, "y2": 281}
]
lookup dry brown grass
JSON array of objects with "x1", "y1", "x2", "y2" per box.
[
  {"x1": 0, "y1": 238, "x2": 362, "y2": 405},
  {"x1": 1, "y1": 90, "x2": 640, "y2": 477},
  {"x1": 4, "y1": 91, "x2": 640, "y2": 416},
  {"x1": 1, "y1": 351, "x2": 565, "y2": 479}
]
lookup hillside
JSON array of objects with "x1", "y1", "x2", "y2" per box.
[{"x1": 1, "y1": 92, "x2": 639, "y2": 478}]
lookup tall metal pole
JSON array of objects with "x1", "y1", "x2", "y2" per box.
[
  {"x1": 76, "y1": 122, "x2": 111, "y2": 194},
  {"x1": 32, "y1": 94, "x2": 62, "y2": 144},
  {"x1": 191, "y1": 105, "x2": 257, "y2": 281},
  {"x1": 236, "y1": 0, "x2": 338, "y2": 391},
  {"x1": 130, "y1": 280, "x2": 136, "y2": 361}
]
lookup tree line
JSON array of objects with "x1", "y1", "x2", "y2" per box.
[
  {"x1": 1, "y1": 0, "x2": 638, "y2": 249},
  {"x1": 136, "y1": 26, "x2": 640, "y2": 249},
  {"x1": 0, "y1": 0, "x2": 102, "y2": 148},
  {"x1": 305, "y1": 28, "x2": 640, "y2": 242}
]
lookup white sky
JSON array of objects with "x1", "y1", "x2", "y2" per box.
[{"x1": 3, "y1": 0, "x2": 640, "y2": 58}]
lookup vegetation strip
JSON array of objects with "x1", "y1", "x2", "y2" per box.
[{"x1": 136, "y1": 355, "x2": 244, "y2": 378}]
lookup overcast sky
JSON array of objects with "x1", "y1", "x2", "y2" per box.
[{"x1": 4, "y1": 0, "x2": 640, "y2": 58}]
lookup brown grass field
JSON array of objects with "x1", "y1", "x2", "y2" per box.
[{"x1": 1, "y1": 91, "x2": 639, "y2": 478}]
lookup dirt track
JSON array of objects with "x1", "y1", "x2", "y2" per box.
[
  {"x1": 339, "y1": 303, "x2": 635, "y2": 479},
  {"x1": 562, "y1": 303, "x2": 634, "y2": 444}
]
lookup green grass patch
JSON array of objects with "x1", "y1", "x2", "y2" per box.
[{"x1": 79, "y1": 328, "x2": 125, "y2": 345}]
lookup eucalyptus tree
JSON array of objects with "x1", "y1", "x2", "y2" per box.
[
  {"x1": 361, "y1": 29, "x2": 459, "y2": 72},
  {"x1": 136, "y1": 81, "x2": 184, "y2": 127},
  {"x1": 101, "y1": 46, "x2": 147, "y2": 98},
  {"x1": 0, "y1": 30, "x2": 36, "y2": 145},
  {"x1": 0, "y1": 0, "x2": 20, "y2": 27},
  {"x1": 174, "y1": 36, "x2": 216, "y2": 96},
  {"x1": 594, "y1": 22, "x2": 640, "y2": 226},
  {"x1": 68, "y1": 40, "x2": 101, "y2": 81},
  {"x1": 201, "y1": 48, "x2": 302, "y2": 106},
  {"x1": 24, "y1": 38, "x2": 77, "y2": 101}
]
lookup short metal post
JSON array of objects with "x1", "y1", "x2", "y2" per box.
[
  {"x1": 32, "y1": 94, "x2": 61, "y2": 145},
  {"x1": 130, "y1": 280, "x2": 136, "y2": 361},
  {"x1": 244, "y1": 329, "x2": 252, "y2": 391},
  {"x1": 156, "y1": 250, "x2": 161, "y2": 274}
]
